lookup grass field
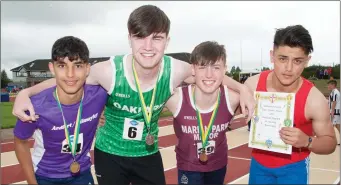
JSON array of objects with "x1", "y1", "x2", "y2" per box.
[
  {"x1": 0, "y1": 102, "x2": 174, "y2": 129},
  {"x1": 1, "y1": 102, "x2": 16, "y2": 129},
  {"x1": 1, "y1": 79, "x2": 339, "y2": 129},
  {"x1": 312, "y1": 79, "x2": 340, "y2": 96}
]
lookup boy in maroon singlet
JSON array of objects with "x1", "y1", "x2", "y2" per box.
[
  {"x1": 98, "y1": 41, "x2": 241, "y2": 184},
  {"x1": 245, "y1": 25, "x2": 337, "y2": 184},
  {"x1": 165, "y1": 41, "x2": 240, "y2": 184}
]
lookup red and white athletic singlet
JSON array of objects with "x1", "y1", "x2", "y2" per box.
[{"x1": 252, "y1": 70, "x2": 314, "y2": 168}]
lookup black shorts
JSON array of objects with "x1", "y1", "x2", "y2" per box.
[{"x1": 94, "y1": 147, "x2": 166, "y2": 185}]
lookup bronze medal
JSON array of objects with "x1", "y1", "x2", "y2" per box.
[
  {"x1": 55, "y1": 88, "x2": 84, "y2": 176},
  {"x1": 193, "y1": 86, "x2": 220, "y2": 165},
  {"x1": 133, "y1": 58, "x2": 160, "y2": 148},
  {"x1": 146, "y1": 134, "x2": 154, "y2": 146},
  {"x1": 70, "y1": 161, "x2": 80, "y2": 175},
  {"x1": 199, "y1": 152, "x2": 208, "y2": 163}
]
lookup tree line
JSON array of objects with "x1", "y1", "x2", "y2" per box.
[
  {"x1": 1, "y1": 70, "x2": 12, "y2": 88},
  {"x1": 1, "y1": 64, "x2": 340, "y2": 89},
  {"x1": 226, "y1": 64, "x2": 340, "y2": 81}
]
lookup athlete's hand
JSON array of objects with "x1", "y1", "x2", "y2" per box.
[
  {"x1": 239, "y1": 85, "x2": 255, "y2": 123},
  {"x1": 279, "y1": 127, "x2": 309, "y2": 148},
  {"x1": 12, "y1": 90, "x2": 39, "y2": 123},
  {"x1": 98, "y1": 111, "x2": 105, "y2": 127}
]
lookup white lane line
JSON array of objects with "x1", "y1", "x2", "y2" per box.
[
  {"x1": 310, "y1": 167, "x2": 340, "y2": 173},
  {"x1": 228, "y1": 156, "x2": 251, "y2": 161},
  {"x1": 227, "y1": 174, "x2": 249, "y2": 184}
]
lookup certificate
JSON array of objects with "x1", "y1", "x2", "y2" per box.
[{"x1": 248, "y1": 91, "x2": 295, "y2": 154}]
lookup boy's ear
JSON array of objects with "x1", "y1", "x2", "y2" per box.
[{"x1": 48, "y1": 62, "x2": 55, "y2": 76}]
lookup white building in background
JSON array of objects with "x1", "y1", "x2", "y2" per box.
[{"x1": 10, "y1": 53, "x2": 190, "y2": 88}]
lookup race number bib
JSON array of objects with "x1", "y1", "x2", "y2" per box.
[
  {"x1": 197, "y1": 140, "x2": 216, "y2": 157},
  {"x1": 123, "y1": 118, "x2": 144, "y2": 141},
  {"x1": 61, "y1": 133, "x2": 84, "y2": 154}
]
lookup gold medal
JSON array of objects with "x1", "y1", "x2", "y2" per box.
[
  {"x1": 70, "y1": 161, "x2": 80, "y2": 174},
  {"x1": 199, "y1": 151, "x2": 208, "y2": 163},
  {"x1": 145, "y1": 134, "x2": 155, "y2": 146}
]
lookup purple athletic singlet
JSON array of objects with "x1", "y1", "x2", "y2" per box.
[
  {"x1": 173, "y1": 85, "x2": 234, "y2": 172},
  {"x1": 14, "y1": 85, "x2": 107, "y2": 178}
]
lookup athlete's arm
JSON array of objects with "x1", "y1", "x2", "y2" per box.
[
  {"x1": 226, "y1": 86, "x2": 241, "y2": 113},
  {"x1": 86, "y1": 60, "x2": 114, "y2": 92},
  {"x1": 165, "y1": 87, "x2": 181, "y2": 116},
  {"x1": 14, "y1": 136, "x2": 37, "y2": 184},
  {"x1": 171, "y1": 58, "x2": 255, "y2": 122},
  {"x1": 280, "y1": 87, "x2": 337, "y2": 154},
  {"x1": 13, "y1": 117, "x2": 38, "y2": 184},
  {"x1": 243, "y1": 74, "x2": 259, "y2": 92},
  {"x1": 12, "y1": 60, "x2": 114, "y2": 122},
  {"x1": 306, "y1": 87, "x2": 337, "y2": 154},
  {"x1": 232, "y1": 74, "x2": 259, "y2": 120},
  {"x1": 98, "y1": 110, "x2": 106, "y2": 127},
  {"x1": 331, "y1": 101, "x2": 336, "y2": 119},
  {"x1": 331, "y1": 94, "x2": 337, "y2": 118}
]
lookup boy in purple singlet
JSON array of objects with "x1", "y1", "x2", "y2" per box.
[
  {"x1": 14, "y1": 36, "x2": 107, "y2": 184},
  {"x1": 165, "y1": 41, "x2": 240, "y2": 184}
]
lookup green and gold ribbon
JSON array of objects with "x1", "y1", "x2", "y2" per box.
[
  {"x1": 132, "y1": 57, "x2": 161, "y2": 132},
  {"x1": 193, "y1": 86, "x2": 221, "y2": 148},
  {"x1": 54, "y1": 88, "x2": 84, "y2": 157}
]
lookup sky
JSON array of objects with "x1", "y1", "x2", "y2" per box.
[{"x1": 1, "y1": 1, "x2": 340, "y2": 78}]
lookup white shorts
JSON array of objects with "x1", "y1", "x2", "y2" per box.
[{"x1": 331, "y1": 115, "x2": 340, "y2": 125}]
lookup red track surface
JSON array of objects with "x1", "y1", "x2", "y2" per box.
[{"x1": 1, "y1": 117, "x2": 251, "y2": 184}]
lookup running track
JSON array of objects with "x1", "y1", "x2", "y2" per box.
[{"x1": 1, "y1": 117, "x2": 340, "y2": 184}]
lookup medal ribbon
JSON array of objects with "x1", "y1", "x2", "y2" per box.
[
  {"x1": 54, "y1": 88, "x2": 84, "y2": 158},
  {"x1": 132, "y1": 57, "x2": 161, "y2": 132},
  {"x1": 193, "y1": 86, "x2": 221, "y2": 149}
]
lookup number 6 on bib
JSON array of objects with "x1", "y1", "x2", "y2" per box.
[{"x1": 123, "y1": 118, "x2": 144, "y2": 141}]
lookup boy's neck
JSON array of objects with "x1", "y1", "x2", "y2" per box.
[
  {"x1": 127, "y1": 55, "x2": 162, "y2": 89},
  {"x1": 269, "y1": 72, "x2": 302, "y2": 93},
  {"x1": 192, "y1": 85, "x2": 220, "y2": 110},
  {"x1": 55, "y1": 86, "x2": 84, "y2": 105}
]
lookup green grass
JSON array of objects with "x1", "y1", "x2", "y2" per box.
[
  {"x1": 0, "y1": 79, "x2": 337, "y2": 129},
  {"x1": 1, "y1": 102, "x2": 16, "y2": 129},
  {"x1": 0, "y1": 102, "x2": 174, "y2": 129},
  {"x1": 310, "y1": 79, "x2": 340, "y2": 97},
  {"x1": 160, "y1": 109, "x2": 173, "y2": 118}
]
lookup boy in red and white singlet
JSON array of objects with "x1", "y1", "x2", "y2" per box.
[{"x1": 244, "y1": 25, "x2": 337, "y2": 184}]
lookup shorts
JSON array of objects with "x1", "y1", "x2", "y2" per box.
[
  {"x1": 249, "y1": 157, "x2": 310, "y2": 184},
  {"x1": 178, "y1": 166, "x2": 227, "y2": 185},
  {"x1": 35, "y1": 169, "x2": 94, "y2": 185},
  {"x1": 94, "y1": 147, "x2": 165, "y2": 185},
  {"x1": 332, "y1": 115, "x2": 340, "y2": 125}
]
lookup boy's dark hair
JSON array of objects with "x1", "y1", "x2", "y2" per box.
[
  {"x1": 51, "y1": 36, "x2": 89, "y2": 63},
  {"x1": 190, "y1": 41, "x2": 226, "y2": 66},
  {"x1": 128, "y1": 5, "x2": 170, "y2": 38},
  {"x1": 273, "y1": 25, "x2": 313, "y2": 55},
  {"x1": 328, "y1": 80, "x2": 337, "y2": 86}
]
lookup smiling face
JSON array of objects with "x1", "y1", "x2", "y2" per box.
[
  {"x1": 271, "y1": 45, "x2": 310, "y2": 87},
  {"x1": 127, "y1": 5, "x2": 171, "y2": 69},
  {"x1": 128, "y1": 32, "x2": 169, "y2": 69},
  {"x1": 192, "y1": 59, "x2": 226, "y2": 94},
  {"x1": 190, "y1": 41, "x2": 227, "y2": 94},
  {"x1": 49, "y1": 57, "x2": 90, "y2": 95}
]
